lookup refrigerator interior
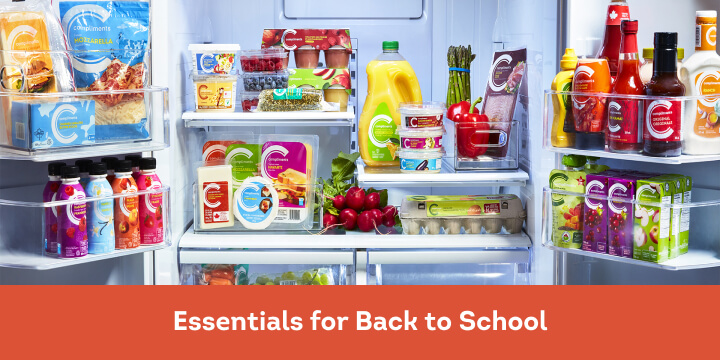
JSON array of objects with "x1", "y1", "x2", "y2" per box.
[{"x1": 556, "y1": 0, "x2": 720, "y2": 284}]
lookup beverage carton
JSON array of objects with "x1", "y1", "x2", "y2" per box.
[
  {"x1": 583, "y1": 172, "x2": 625, "y2": 253},
  {"x1": 634, "y1": 179, "x2": 672, "y2": 263},
  {"x1": 606, "y1": 172, "x2": 656, "y2": 258},
  {"x1": 652, "y1": 175, "x2": 685, "y2": 259},
  {"x1": 680, "y1": 176, "x2": 692, "y2": 255},
  {"x1": 549, "y1": 168, "x2": 587, "y2": 249}
]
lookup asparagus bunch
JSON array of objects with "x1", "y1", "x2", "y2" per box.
[{"x1": 446, "y1": 45, "x2": 476, "y2": 108}]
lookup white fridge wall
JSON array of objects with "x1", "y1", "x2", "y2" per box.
[{"x1": 560, "y1": 0, "x2": 720, "y2": 284}]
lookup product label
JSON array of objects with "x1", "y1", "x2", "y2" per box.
[
  {"x1": 57, "y1": 184, "x2": 88, "y2": 258},
  {"x1": 86, "y1": 178, "x2": 114, "y2": 254},
  {"x1": 368, "y1": 102, "x2": 400, "y2": 161},
  {"x1": 138, "y1": 174, "x2": 163, "y2": 245},
  {"x1": 203, "y1": 140, "x2": 245, "y2": 162},
  {"x1": 236, "y1": 180, "x2": 275, "y2": 225},
  {"x1": 261, "y1": 29, "x2": 352, "y2": 52},
  {"x1": 260, "y1": 141, "x2": 310, "y2": 223},
  {"x1": 693, "y1": 71, "x2": 720, "y2": 138},
  {"x1": 195, "y1": 53, "x2": 236, "y2": 75},
  {"x1": 644, "y1": 99, "x2": 683, "y2": 142},
  {"x1": 583, "y1": 176, "x2": 608, "y2": 254},
  {"x1": 549, "y1": 170, "x2": 587, "y2": 249},
  {"x1": 197, "y1": 81, "x2": 235, "y2": 110},
  {"x1": 696, "y1": 23, "x2": 717, "y2": 51},
  {"x1": 226, "y1": 144, "x2": 260, "y2": 187},
  {"x1": 572, "y1": 64, "x2": 610, "y2": 132},
  {"x1": 400, "y1": 157, "x2": 441, "y2": 172},
  {"x1": 607, "y1": 179, "x2": 633, "y2": 258},
  {"x1": 401, "y1": 136, "x2": 442, "y2": 150},
  {"x1": 606, "y1": 5, "x2": 630, "y2": 26},
  {"x1": 203, "y1": 181, "x2": 230, "y2": 224},
  {"x1": 425, "y1": 200, "x2": 501, "y2": 218},
  {"x1": 113, "y1": 177, "x2": 140, "y2": 249},
  {"x1": 272, "y1": 88, "x2": 302, "y2": 100},
  {"x1": 634, "y1": 181, "x2": 671, "y2": 263},
  {"x1": 43, "y1": 181, "x2": 61, "y2": 254},
  {"x1": 607, "y1": 98, "x2": 641, "y2": 143},
  {"x1": 403, "y1": 115, "x2": 443, "y2": 129}
]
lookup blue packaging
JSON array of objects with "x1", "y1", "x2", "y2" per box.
[
  {"x1": 85, "y1": 175, "x2": 115, "y2": 254},
  {"x1": 59, "y1": 1, "x2": 150, "y2": 89},
  {"x1": 11, "y1": 100, "x2": 95, "y2": 149}
]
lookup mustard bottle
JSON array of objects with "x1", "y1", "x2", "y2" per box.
[{"x1": 550, "y1": 49, "x2": 578, "y2": 148}]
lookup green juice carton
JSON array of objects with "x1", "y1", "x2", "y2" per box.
[
  {"x1": 634, "y1": 178, "x2": 673, "y2": 263},
  {"x1": 549, "y1": 155, "x2": 588, "y2": 249},
  {"x1": 680, "y1": 176, "x2": 692, "y2": 255},
  {"x1": 652, "y1": 174, "x2": 686, "y2": 259}
]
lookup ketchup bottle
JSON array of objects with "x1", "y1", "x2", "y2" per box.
[
  {"x1": 643, "y1": 32, "x2": 685, "y2": 157},
  {"x1": 596, "y1": 0, "x2": 631, "y2": 78},
  {"x1": 608, "y1": 20, "x2": 644, "y2": 153}
]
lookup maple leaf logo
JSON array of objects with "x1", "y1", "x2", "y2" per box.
[{"x1": 609, "y1": 10, "x2": 618, "y2": 20}]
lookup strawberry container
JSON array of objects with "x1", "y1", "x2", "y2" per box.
[{"x1": 240, "y1": 49, "x2": 288, "y2": 72}]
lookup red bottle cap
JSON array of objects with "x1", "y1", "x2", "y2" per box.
[{"x1": 621, "y1": 20, "x2": 638, "y2": 33}]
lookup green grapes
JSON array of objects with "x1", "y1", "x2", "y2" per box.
[{"x1": 320, "y1": 274, "x2": 329, "y2": 285}]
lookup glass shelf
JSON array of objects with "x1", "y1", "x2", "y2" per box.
[
  {"x1": 183, "y1": 105, "x2": 355, "y2": 127},
  {"x1": 543, "y1": 90, "x2": 720, "y2": 164},
  {"x1": 0, "y1": 86, "x2": 169, "y2": 162},
  {"x1": 541, "y1": 186, "x2": 720, "y2": 270},
  {"x1": 356, "y1": 159, "x2": 529, "y2": 188},
  {"x1": 0, "y1": 184, "x2": 171, "y2": 270}
]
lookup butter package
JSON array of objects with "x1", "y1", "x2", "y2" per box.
[
  {"x1": 11, "y1": 99, "x2": 95, "y2": 149},
  {"x1": 259, "y1": 134, "x2": 318, "y2": 226}
]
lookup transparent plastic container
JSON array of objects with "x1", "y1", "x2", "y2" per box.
[
  {"x1": 453, "y1": 120, "x2": 519, "y2": 170},
  {"x1": 0, "y1": 185, "x2": 171, "y2": 270},
  {"x1": 179, "y1": 260, "x2": 353, "y2": 285},
  {"x1": 188, "y1": 44, "x2": 240, "y2": 75},
  {"x1": 398, "y1": 129, "x2": 443, "y2": 150},
  {"x1": 239, "y1": 49, "x2": 288, "y2": 72},
  {"x1": 240, "y1": 91, "x2": 260, "y2": 112},
  {"x1": 397, "y1": 150, "x2": 443, "y2": 174},
  {"x1": 240, "y1": 71, "x2": 289, "y2": 91},
  {"x1": 192, "y1": 74, "x2": 238, "y2": 112}
]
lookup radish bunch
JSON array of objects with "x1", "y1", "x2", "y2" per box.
[{"x1": 320, "y1": 152, "x2": 401, "y2": 232}]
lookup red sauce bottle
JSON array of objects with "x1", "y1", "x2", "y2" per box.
[
  {"x1": 643, "y1": 32, "x2": 685, "y2": 157},
  {"x1": 608, "y1": 20, "x2": 644, "y2": 153},
  {"x1": 597, "y1": 0, "x2": 631, "y2": 78}
]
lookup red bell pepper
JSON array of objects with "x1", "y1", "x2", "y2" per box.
[
  {"x1": 453, "y1": 97, "x2": 489, "y2": 158},
  {"x1": 447, "y1": 97, "x2": 480, "y2": 121}
]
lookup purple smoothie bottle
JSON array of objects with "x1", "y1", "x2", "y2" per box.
[
  {"x1": 43, "y1": 162, "x2": 65, "y2": 255},
  {"x1": 57, "y1": 166, "x2": 88, "y2": 259}
]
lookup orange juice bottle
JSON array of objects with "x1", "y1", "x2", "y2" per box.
[
  {"x1": 112, "y1": 160, "x2": 140, "y2": 249},
  {"x1": 359, "y1": 41, "x2": 422, "y2": 167}
]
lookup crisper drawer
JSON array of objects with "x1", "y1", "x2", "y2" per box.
[
  {"x1": 179, "y1": 249, "x2": 355, "y2": 285},
  {"x1": 365, "y1": 248, "x2": 531, "y2": 285}
]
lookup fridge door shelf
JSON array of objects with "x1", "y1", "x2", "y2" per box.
[
  {"x1": 179, "y1": 227, "x2": 532, "y2": 250},
  {"x1": 178, "y1": 249, "x2": 355, "y2": 285},
  {"x1": 183, "y1": 105, "x2": 355, "y2": 127},
  {"x1": 356, "y1": 159, "x2": 529, "y2": 188},
  {"x1": 542, "y1": 187, "x2": 720, "y2": 271},
  {"x1": 0, "y1": 185, "x2": 171, "y2": 270},
  {"x1": 0, "y1": 87, "x2": 170, "y2": 162},
  {"x1": 543, "y1": 90, "x2": 720, "y2": 164},
  {"x1": 365, "y1": 248, "x2": 532, "y2": 285}
]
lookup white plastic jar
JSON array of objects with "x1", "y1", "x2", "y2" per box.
[
  {"x1": 398, "y1": 101, "x2": 445, "y2": 130},
  {"x1": 398, "y1": 150, "x2": 443, "y2": 173},
  {"x1": 398, "y1": 129, "x2": 443, "y2": 150}
]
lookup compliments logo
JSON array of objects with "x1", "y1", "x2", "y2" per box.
[
  {"x1": 645, "y1": 100, "x2": 674, "y2": 139},
  {"x1": 52, "y1": 105, "x2": 79, "y2": 144}
]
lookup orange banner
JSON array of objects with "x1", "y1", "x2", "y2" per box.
[{"x1": 0, "y1": 286, "x2": 718, "y2": 358}]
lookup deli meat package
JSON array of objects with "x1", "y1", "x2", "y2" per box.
[
  {"x1": 480, "y1": 48, "x2": 527, "y2": 157},
  {"x1": 59, "y1": 1, "x2": 150, "y2": 141}
]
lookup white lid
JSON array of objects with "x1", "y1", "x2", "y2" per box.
[
  {"x1": 233, "y1": 177, "x2": 279, "y2": 230},
  {"x1": 398, "y1": 129, "x2": 444, "y2": 137},
  {"x1": 188, "y1": 43, "x2": 241, "y2": 52},
  {"x1": 397, "y1": 149, "x2": 444, "y2": 159},
  {"x1": 697, "y1": 10, "x2": 717, "y2": 18}
]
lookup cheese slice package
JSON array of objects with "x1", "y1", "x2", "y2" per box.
[
  {"x1": 259, "y1": 134, "x2": 318, "y2": 227},
  {"x1": 0, "y1": 0, "x2": 73, "y2": 146}
]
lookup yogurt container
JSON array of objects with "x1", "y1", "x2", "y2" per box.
[
  {"x1": 398, "y1": 129, "x2": 443, "y2": 150},
  {"x1": 189, "y1": 44, "x2": 240, "y2": 75},
  {"x1": 399, "y1": 101, "x2": 446, "y2": 130},
  {"x1": 193, "y1": 74, "x2": 237, "y2": 112},
  {"x1": 398, "y1": 150, "x2": 443, "y2": 173}
]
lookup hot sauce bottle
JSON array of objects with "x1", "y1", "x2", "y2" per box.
[
  {"x1": 609, "y1": 20, "x2": 644, "y2": 153},
  {"x1": 597, "y1": 0, "x2": 631, "y2": 78},
  {"x1": 644, "y1": 32, "x2": 685, "y2": 157}
]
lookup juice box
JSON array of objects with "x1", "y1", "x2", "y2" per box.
[
  {"x1": 680, "y1": 176, "x2": 692, "y2": 255},
  {"x1": 652, "y1": 175, "x2": 684, "y2": 259},
  {"x1": 548, "y1": 168, "x2": 587, "y2": 249},
  {"x1": 607, "y1": 177, "x2": 635, "y2": 258},
  {"x1": 583, "y1": 173, "x2": 617, "y2": 253},
  {"x1": 634, "y1": 179, "x2": 672, "y2": 263}
]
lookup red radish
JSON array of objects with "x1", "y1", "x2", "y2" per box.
[
  {"x1": 382, "y1": 205, "x2": 398, "y2": 222},
  {"x1": 323, "y1": 213, "x2": 339, "y2": 229},
  {"x1": 369, "y1": 209, "x2": 383, "y2": 227},
  {"x1": 333, "y1": 194, "x2": 346, "y2": 210},
  {"x1": 346, "y1": 186, "x2": 359, "y2": 197},
  {"x1": 339, "y1": 208, "x2": 358, "y2": 230},
  {"x1": 383, "y1": 217, "x2": 396, "y2": 228},
  {"x1": 346, "y1": 188, "x2": 366, "y2": 212},
  {"x1": 357, "y1": 211, "x2": 375, "y2": 232},
  {"x1": 364, "y1": 192, "x2": 380, "y2": 210}
]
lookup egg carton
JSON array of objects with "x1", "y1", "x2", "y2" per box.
[{"x1": 399, "y1": 194, "x2": 526, "y2": 235}]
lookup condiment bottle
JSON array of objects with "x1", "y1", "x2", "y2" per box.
[
  {"x1": 550, "y1": 48, "x2": 578, "y2": 148},
  {"x1": 641, "y1": 47, "x2": 684, "y2": 85},
  {"x1": 643, "y1": 32, "x2": 685, "y2": 157},
  {"x1": 609, "y1": 20, "x2": 644, "y2": 153},
  {"x1": 680, "y1": 11, "x2": 720, "y2": 155},
  {"x1": 597, "y1": 0, "x2": 631, "y2": 78}
]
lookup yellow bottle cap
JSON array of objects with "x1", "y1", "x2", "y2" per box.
[
  {"x1": 643, "y1": 48, "x2": 654, "y2": 60},
  {"x1": 677, "y1": 48, "x2": 684, "y2": 60},
  {"x1": 560, "y1": 49, "x2": 578, "y2": 70}
]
